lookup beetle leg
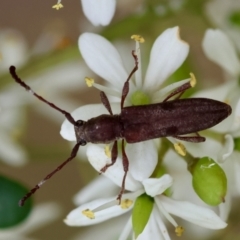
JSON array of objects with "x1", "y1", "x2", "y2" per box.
[
  {"x1": 100, "y1": 140, "x2": 118, "y2": 172},
  {"x1": 100, "y1": 91, "x2": 113, "y2": 115},
  {"x1": 173, "y1": 134, "x2": 205, "y2": 142},
  {"x1": 117, "y1": 139, "x2": 129, "y2": 203},
  {"x1": 120, "y1": 51, "x2": 139, "y2": 109},
  {"x1": 163, "y1": 82, "x2": 192, "y2": 102}
]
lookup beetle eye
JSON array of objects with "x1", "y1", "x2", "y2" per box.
[
  {"x1": 80, "y1": 140, "x2": 87, "y2": 146},
  {"x1": 76, "y1": 120, "x2": 84, "y2": 127}
]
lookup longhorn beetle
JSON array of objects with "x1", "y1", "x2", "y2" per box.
[{"x1": 9, "y1": 51, "x2": 232, "y2": 206}]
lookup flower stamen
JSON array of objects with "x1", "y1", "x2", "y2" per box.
[
  {"x1": 104, "y1": 145, "x2": 111, "y2": 158},
  {"x1": 82, "y1": 209, "x2": 95, "y2": 219},
  {"x1": 52, "y1": 0, "x2": 63, "y2": 10},
  {"x1": 131, "y1": 35, "x2": 145, "y2": 43},
  {"x1": 189, "y1": 72, "x2": 197, "y2": 87},
  {"x1": 175, "y1": 226, "x2": 184, "y2": 237},
  {"x1": 85, "y1": 77, "x2": 94, "y2": 87},
  {"x1": 174, "y1": 142, "x2": 186, "y2": 156},
  {"x1": 121, "y1": 199, "x2": 133, "y2": 209}
]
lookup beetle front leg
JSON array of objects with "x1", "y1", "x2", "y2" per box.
[
  {"x1": 117, "y1": 139, "x2": 129, "y2": 203},
  {"x1": 120, "y1": 51, "x2": 138, "y2": 109},
  {"x1": 100, "y1": 91, "x2": 113, "y2": 115},
  {"x1": 100, "y1": 140, "x2": 118, "y2": 172}
]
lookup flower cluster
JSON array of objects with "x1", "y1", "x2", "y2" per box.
[{"x1": 60, "y1": 27, "x2": 230, "y2": 239}]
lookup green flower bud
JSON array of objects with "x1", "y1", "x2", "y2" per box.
[
  {"x1": 192, "y1": 157, "x2": 227, "y2": 206},
  {"x1": 132, "y1": 194, "x2": 154, "y2": 239}
]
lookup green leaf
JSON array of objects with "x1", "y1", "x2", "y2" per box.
[
  {"x1": 192, "y1": 157, "x2": 227, "y2": 206},
  {"x1": 0, "y1": 175, "x2": 33, "y2": 228},
  {"x1": 132, "y1": 194, "x2": 154, "y2": 239}
]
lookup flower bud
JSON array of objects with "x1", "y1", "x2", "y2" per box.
[
  {"x1": 192, "y1": 157, "x2": 227, "y2": 206},
  {"x1": 132, "y1": 194, "x2": 154, "y2": 239}
]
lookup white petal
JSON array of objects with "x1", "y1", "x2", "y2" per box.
[
  {"x1": 217, "y1": 134, "x2": 234, "y2": 163},
  {"x1": 137, "y1": 207, "x2": 168, "y2": 240},
  {"x1": 73, "y1": 214, "x2": 131, "y2": 240},
  {"x1": 73, "y1": 175, "x2": 118, "y2": 205},
  {"x1": 86, "y1": 144, "x2": 142, "y2": 191},
  {"x1": 144, "y1": 27, "x2": 189, "y2": 92},
  {"x1": 219, "y1": 191, "x2": 231, "y2": 221},
  {"x1": 81, "y1": 0, "x2": 116, "y2": 26},
  {"x1": 60, "y1": 103, "x2": 120, "y2": 141},
  {"x1": 126, "y1": 140, "x2": 157, "y2": 181},
  {"x1": 142, "y1": 175, "x2": 173, "y2": 197},
  {"x1": 64, "y1": 197, "x2": 131, "y2": 226},
  {"x1": 202, "y1": 29, "x2": 240, "y2": 76},
  {"x1": 160, "y1": 195, "x2": 227, "y2": 229},
  {"x1": 79, "y1": 33, "x2": 128, "y2": 89},
  {"x1": 119, "y1": 217, "x2": 132, "y2": 240}
]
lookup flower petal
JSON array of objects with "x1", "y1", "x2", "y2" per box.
[
  {"x1": 126, "y1": 140, "x2": 158, "y2": 181},
  {"x1": 142, "y1": 174, "x2": 173, "y2": 197},
  {"x1": 202, "y1": 29, "x2": 240, "y2": 76},
  {"x1": 86, "y1": 144, "x2": 142, "y2": 191},
  {"x1": 73, "y1": 175, "x2": 118, "y2": 205},
  {"x1": 79, "y1": 33, "x2": 128, "y2": 89},
  {"x1": 217, "y1": 134, "x2": 234, "y2": 163},
  {"x1": 60, "y1": 103, "x2": 120, "y2": 141},
  {"x1": 160, "y1": 195, "x2": 227, "y2": 229},
  {"x1": 144, "y1": 27, "x2": 189, "y2": 92},
  {"x1": 64, "y1": 197, "x2": 132, "y2": 226},
  {"x1": 81, "y1": 0, "x2": 116, "y2": 26}
]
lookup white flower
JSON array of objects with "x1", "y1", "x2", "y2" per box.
[
  {"x1": 60, "y1": 27, "x2": 227, "y2": 238},
  {"x1": 65, "y1": 166, "x2": 226, "y2": 239},
  {"x1": 60, "y1": 26, "x2": 190, "y2": 190},
  {"x1": 205, "y1": 0, "x2": 240, "y2": 51},
  {"x1": 81, "y1": 0, "x2": 116, "y2": 26},
  {"x1": 181, "y1": 29, "x2": 240, "y2": 220}
]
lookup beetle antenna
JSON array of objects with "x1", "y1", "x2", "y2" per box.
[
  {"x1": 19, "y1": 142, "x2": 81, "y2": 206},
  {"x1": 9, "y1": 66, "x2": 77, "y2": 126}
]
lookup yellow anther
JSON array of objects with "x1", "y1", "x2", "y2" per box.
[
  {"x1": 52, "y1": 2, "x2": 63, "y2": 10},
  {"x1": 175, "y1": 226, "x2": 184, "y2": 237},
  {"x1": 85, "y1": 77, "x2": 94, "y2": 87},
  {"x1": 189, "y1": 73, "x2": 196, "y2": 87},
  {"x1": 82, "y1": 209, "x2": 95, "y2": 219},
  {"x1": 120, "y1": 199, "x2": 133, "y2": 209},
  {"x1": 174, "y1": 142, "x2": 186, "y2": 156},
  {"x1": 104, "y1": 145, "x2": 111, "y2": 158},
  {"x1": 131, "y1": 35, "x2": 145, "y2": 43}
]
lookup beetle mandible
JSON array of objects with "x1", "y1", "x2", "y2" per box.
[{"x1": 9, "y1": 51, "x2": 232, "y2": 206}]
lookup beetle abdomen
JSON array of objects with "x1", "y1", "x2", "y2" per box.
[{"x1": 122, "y1": 98, "x2": 232, "y2": 143}]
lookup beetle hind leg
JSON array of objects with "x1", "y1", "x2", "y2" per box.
[{"x1": 173, "y1": 133, "x2": 205, "y2": 142}]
